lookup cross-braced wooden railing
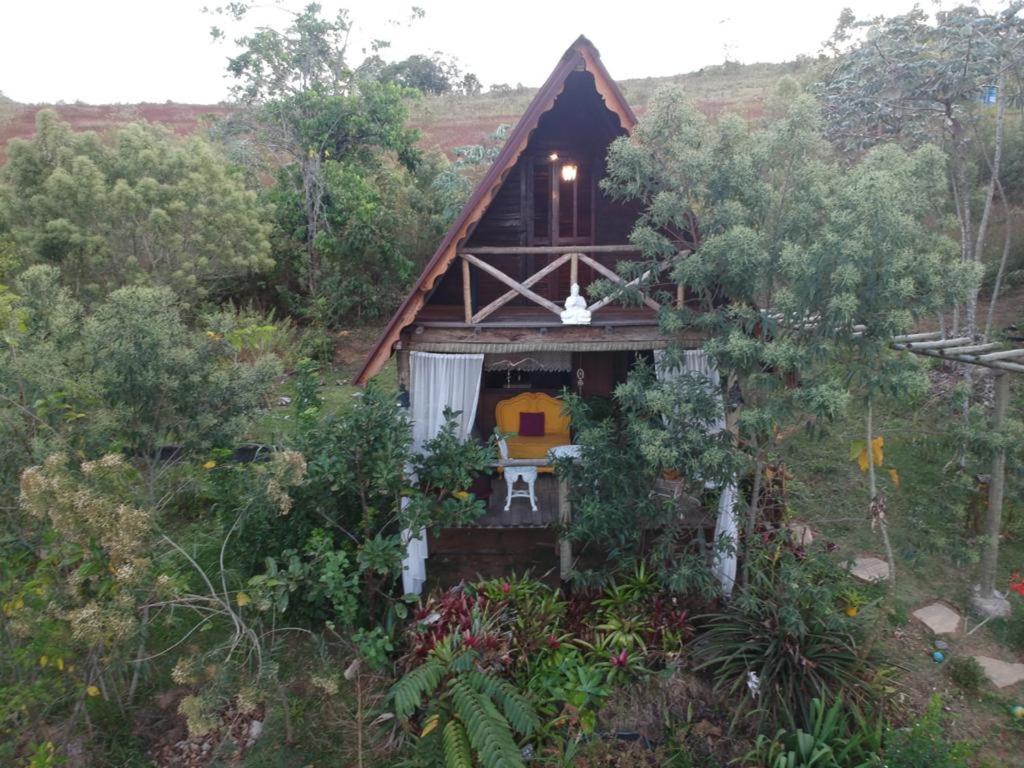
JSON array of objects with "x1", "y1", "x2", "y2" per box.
[{"x1": 456, "y1": 244, "x2": 672, "y2": 324}]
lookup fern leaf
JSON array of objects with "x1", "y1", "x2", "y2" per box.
[
  {"x1": 450, "y1": 677, "x2": 525, "y2": 768},
  {"x1": 466, "y1": 670, "x2": 539, "y2": 737},
  {"x1": 442, "y1": 719, "x2": 473, "y2": 768},
  {"x1": 390, "y1": 659, "x2": 444, "y2": 719}
]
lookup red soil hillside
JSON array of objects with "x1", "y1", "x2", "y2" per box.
[
  {"x1": 0, "y1": 60, "x2": 812, "y2": 164},
  {"x1": 0, "y1": 102, "x2": 234, "y2": 164}
]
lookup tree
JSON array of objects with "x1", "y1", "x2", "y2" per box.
[
  {"x1": 0, "y1": 274, "x2": 280, "y2": 505},
  {"x1": 819, "y1": 4, "x2": 1024, "y2": 339},
  {"x1": 787, "y1": 143, "x2": 968, "y2": 592},
  {"x1": 0, "y1": 111, "x2": 274, "y2": 306},
  {"x1": 600, "y1": 87, "x2": 851, "y2": 585},
  {"x1": 215, "y1": 3, "x2": 421, "y2": 314}
]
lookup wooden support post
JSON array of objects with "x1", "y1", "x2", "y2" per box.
[
  {"x1": 978, "y1": 372, "x2": 1009, "y2": 599},
  {"x1": 676, "y1": 283, "x2": 685, "y2": 309},
  {"x1": 558, "y1": 476, "x2": 572, "y2": 588},
  {"x1": 570, "y1": 253, "x2": 579, "y2": 286},
  {"x1": 396, "y1": 348, "x2": 411, "y2": 391},
  {"x1": 462, "y1": 257, "x2": 473, "y2": 324}
]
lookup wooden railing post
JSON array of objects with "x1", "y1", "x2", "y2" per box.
[
  {"x1": 570, "y1": 252, "x2": 579, "y2": 286},
  {"x1": 461, "y1": 256, "x2": 473, "y2": 324}
]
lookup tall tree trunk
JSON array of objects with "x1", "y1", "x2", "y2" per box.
[
  {"x1": 742, "y1": 455, "x2": 764, "y2": 590},
  {"x1": 978, "y1": 373, "x2": 1010, "y2": 599},
  {"x1": 972, "y1": 66, "x2": 1007, "y2": 340},
  {"x1": 865, "y1": 399, "x2": 895, "y2": 585},
  {"x1": 985, "y1": 180, "x2": 1012, "y2": 340},
  {"x1": 302, "y1": 153, "x2": 325, "y2": 299}
]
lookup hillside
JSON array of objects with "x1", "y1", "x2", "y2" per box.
[{"x1": 0, "y1": 59, "x2": 815, "y2": 164}]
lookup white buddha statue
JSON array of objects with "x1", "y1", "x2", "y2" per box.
[{"x1": 560, "y1": 283, "x2": 591, "y2": 325}]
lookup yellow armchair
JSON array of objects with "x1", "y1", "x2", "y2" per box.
[{"x1": 495, "y1": 392, "x2": 571, "y2": 474}]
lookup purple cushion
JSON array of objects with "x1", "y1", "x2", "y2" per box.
[{"x1": 518, "y1": 412, "x2": 545, "y2": 437}]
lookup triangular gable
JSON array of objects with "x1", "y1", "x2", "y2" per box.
[{"x1": 354, "y1": 35, "x2": 636, "y2": 385}]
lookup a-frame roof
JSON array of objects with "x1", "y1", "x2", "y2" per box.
[{"x1": 354, "y1": 35, "x2": 637, "y2": 385}]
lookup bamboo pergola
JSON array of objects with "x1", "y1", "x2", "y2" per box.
[
  {"x1": 890, "y1": 331, "x2": 1024, "y2": 373},
  {"x1": 889, "y1": 331, "x2": 1022, "y2": 615}
]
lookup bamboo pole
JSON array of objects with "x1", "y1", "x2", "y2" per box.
[
  {"x1": 461, "y1": 253, "x2": 564, "y2": 316},
  {"x1": 458, "y1": 244, "x2": 641, "y2": 255},
  {"x1": 471, "y1": 254, "x2": 571, "y2": 323},
  {"x1": 903, "y1": 336, "x2": 973, "y2": 350},
  {"x1": 978, "y1": 373, "x2": 1009, "y2": 599},
  {"x1": 977, "y1": 348, "x2": 1024, "y2": 362},
  {"x1": 558, "y1": 476, "x2": 572, "y2": 588},
  {"x1": 462, "y1": 257, "x2": 473, "y2": 324}
]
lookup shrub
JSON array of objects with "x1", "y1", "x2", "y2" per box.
[
  {"x1": 743, "y1": 697, "x2": 882, "y2": 768},
  {"x1": 883, "y1": 695, "x2": 974, "y2": 768},
  {"x1": 947, "y1": 656, "x2": 986, "y2": 695},
  {"x1": 390, "y1": 636, "x2": 538, "y2": 768},
  {"x1": 694, "y1": 542, "x2": 877, "y2": 731},
  {"x1": 205, "y1": 304, "x2": 299, "y2": 367}
]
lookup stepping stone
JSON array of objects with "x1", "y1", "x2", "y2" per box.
[
  {"x1": 850, "y1": 556, "x2": 889, "y2": 582},
  {"x1": 912, "y1": 602, "x2": 962, "y2": 635},
  {"x1": 974, "y1": 656, "x2": 1024, "y2": 688}
]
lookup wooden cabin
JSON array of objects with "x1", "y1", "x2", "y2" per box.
[{"x1": 355, "y1": 36, "x2": 706, "y2": 590}]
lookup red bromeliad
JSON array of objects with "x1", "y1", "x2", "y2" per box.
[{"x1": 1010, "y1": 571, "x2": 1024, "y2": 597}]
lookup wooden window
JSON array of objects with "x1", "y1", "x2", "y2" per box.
[{"x1": 527, "y1": 154, "x2": 593, "y2": 246}]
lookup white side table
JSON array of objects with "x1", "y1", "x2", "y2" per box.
[{"x1": 504, "y1": 466, "x2": 538, "y2": 511}]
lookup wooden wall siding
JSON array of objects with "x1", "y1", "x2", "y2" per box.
[
  {"x1": 426, "y1": 69, "x2": 643, "y2": 314},
  {"x1": 356, "y1": 37, "x2": 641, "y2": 385}
]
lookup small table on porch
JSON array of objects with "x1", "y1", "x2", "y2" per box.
[{"x1": 492, "y1": 445, "x2": 580, "y2": 584}]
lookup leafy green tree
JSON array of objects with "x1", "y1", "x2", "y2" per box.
[
  {"x1": 215, "y1": 3, "x2": 423, "y2": 319},
  {"x1": 600, "y1": 87, "x2": 851, "y2": 584},
  {"x1": 786, "y1": 143, "x2": 969, "y2": 589},
  {"x1": 819, "y1": 5, "x2": 1023, "y2": 338},
  {"x1": 558, "y1": 363, "x2": 738, "y2": 595},
  {"x1": 378, "y1": 53, "x2": 482, "y2": 96},
  {"x1": 0, "y1": 274, "x2": 279, "y2": 505},
  {"x1": 0, "y1": 266, "x2": 89, "y2": 501},
  {"x1": 84, "y1": 284, "x2": 279, "y2": 453},
  {"x1": 0, "y1": 110, "x2": 273, "y2": 305}
]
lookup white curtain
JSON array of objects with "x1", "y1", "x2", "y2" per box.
[
  {"x1": 654, "y1": 349, "x2": 738, "y2": 597},
  {"x1": 402, "y1": 352, "x2": 484, "y2": 595}
]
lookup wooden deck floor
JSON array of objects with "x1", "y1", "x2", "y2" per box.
[
  {"x1": 474, "y1": 475, "x2": 560, "y2": 527},
  {"x1": 416, "y1": 304, "x2": 659, "y2": 328}
]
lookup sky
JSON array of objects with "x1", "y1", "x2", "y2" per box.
[{"x1": 0, "y1": 0, "x2": 980, "y2": 104}]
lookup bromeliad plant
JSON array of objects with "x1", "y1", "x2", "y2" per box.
[
  {"x1": 390, "y1": 635, "x2": 539, "y2": 768},
  {"x1": 695, "y1": 539, "x2": 877, "y2": 732}
]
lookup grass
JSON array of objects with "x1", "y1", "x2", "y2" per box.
[
  {"x1": 777, "y1": 359, "x2": 1024, "y2": 765},
  {"x1": 249, "y1": 350, "x2": 396, "y2": 446}
]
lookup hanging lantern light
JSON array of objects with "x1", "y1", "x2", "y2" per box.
[{"x1": 561, "y1": 163, "x2": 577, "y2": 182}]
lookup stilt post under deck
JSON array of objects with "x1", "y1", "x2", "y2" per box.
[
  {"x1": 558, "y1": 476, "x2": 572, "y2": 588},
  {"x1": 979, "y1": 372, "x2": 1009, "y2": 599}
]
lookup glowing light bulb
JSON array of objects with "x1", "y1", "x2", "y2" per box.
[{"x1": 561, "y1": 164, "x2": 577, "y2": 182}]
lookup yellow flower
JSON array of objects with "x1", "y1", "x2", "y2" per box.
[
  {"x1": 86, "y1": 685, "x2": 101, "y2": 698},
  {"x1": 39, "y1": 655, "x2": 49, "y2": 668},
  {"x1": 844, "y1": 606, "x2": 859, "y2": 618},
  {"x1": 203, "y1": 460, "x2": 217, "y2": 470},
  {"x1": 452, "y1": 490, "x2": 471, "y2": 501},
  {"x1": 235, "y1": 592, "x2": 251, "y2": 607},
  {"x1": 56, "y1": 658, "x2": 64, "y2": 671}
]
